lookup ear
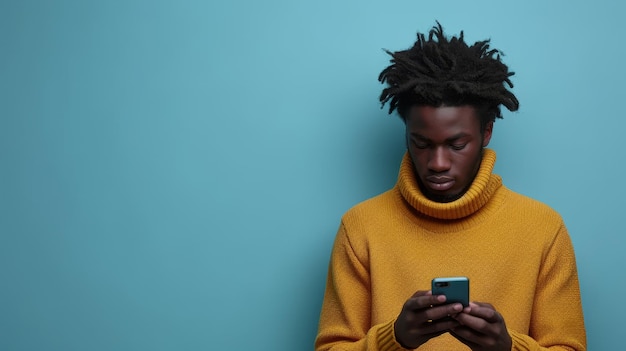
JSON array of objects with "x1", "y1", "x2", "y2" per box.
[{"x1": 482, "y1": 121, "x2": 494, "y2": 147}]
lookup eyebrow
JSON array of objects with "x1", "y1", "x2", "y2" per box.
[{"x1": 409, "y1": 132, "x2": 471, "y2": 143}]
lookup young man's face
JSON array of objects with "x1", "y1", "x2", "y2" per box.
[{"x1": 405, "y1": 105, "x2": 493, "y2": 203}]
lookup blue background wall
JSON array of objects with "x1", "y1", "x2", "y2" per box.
[{"x1": 1, "y1": 1, "x2": 623, "y2": 350}]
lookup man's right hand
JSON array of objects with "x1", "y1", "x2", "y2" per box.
[{"x1": 394, "y1": 290, "x2": 464, "y2": 349}]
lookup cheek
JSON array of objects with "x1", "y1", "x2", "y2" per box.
[
  {"x1": 408, "y1": 150, "x2": 428, "y2": 170},
  {"x1": 457, "y1": 151, "x2": 482, "y2": 178}
]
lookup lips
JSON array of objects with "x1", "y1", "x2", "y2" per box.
[{"x1": 425, "y1": 175, "x2": 455, "y2": 192}]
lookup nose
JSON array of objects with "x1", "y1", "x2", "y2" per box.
[{"x1": 428, "y1": 147, "x2": 451, "y2": 173}]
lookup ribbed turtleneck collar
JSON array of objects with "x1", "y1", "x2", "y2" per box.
[{"x1": 397, "y1": 148, "x2": 502, "y2": 220}]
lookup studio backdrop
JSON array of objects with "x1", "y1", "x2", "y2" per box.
[{"x1": 1, "y1": 1, "x2": 624, "y2": 350}]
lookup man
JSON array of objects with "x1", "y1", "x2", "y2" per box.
[{"x1": 315, "y1": 23, "x2": 586, "y2": 351}]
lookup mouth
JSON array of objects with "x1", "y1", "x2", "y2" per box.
[{"x1": 425, "y1": 175, "x2": 455, "y2": 192}]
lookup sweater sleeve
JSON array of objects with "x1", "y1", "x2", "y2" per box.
[
  {"x1": 315, "y1": 222, "x2": 406, "y2": 351},
  {"x1": 510, "y1": 222, "x2": 587, "y2": 351}
]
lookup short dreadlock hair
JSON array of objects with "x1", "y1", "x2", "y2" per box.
[{"x1": 378, "y1": 22, "x2": 519, "y2": 130}]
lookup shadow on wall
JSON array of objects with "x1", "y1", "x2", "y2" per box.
[
  {"x1": 284, "y1": 109, "x2": 405, "y2": 349},
  {"x1": 340, "y1": 107, "x2": 406, "y2": 200}
]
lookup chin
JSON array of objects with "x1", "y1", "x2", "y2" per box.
[
  {"x1": 417, "y1": 179, "x2": 463, "y2": 203},
  {"x1": 427, "y1": 192, "x2": 463, "y2": 203}
]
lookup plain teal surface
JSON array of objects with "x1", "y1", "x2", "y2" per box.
[{"x1": 1, "y1": 1, "x2": 623, "y2": 350}]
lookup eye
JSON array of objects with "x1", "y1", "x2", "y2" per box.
[
  {"x1": 413, "y1": 140, "x2": 429, "y2": 149},
  {"x1": 450, "y1": 143, "x2": 467, "y2": 150}
]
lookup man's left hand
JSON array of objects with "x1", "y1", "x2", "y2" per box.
[{"x1": 450, "y1": 301, "x2": 512, "y2": 351}]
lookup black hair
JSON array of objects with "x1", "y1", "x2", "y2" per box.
[{"x1": 378, "y1": 22, "x2": 519, "y2": 130}]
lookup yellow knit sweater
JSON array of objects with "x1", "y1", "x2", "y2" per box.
[{"x1": 315, "y1": 149, "x2": 586, "y2": 351}]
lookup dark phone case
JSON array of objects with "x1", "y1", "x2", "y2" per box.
[{"x1": 431, "y1": 277, "x2": 469, "y2": 307}]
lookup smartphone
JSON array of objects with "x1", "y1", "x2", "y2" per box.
[{"x1": 431, "y1": 276, "x2": 469, "y2": 307}]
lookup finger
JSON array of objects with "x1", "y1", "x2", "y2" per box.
[
  {"x1": 426, "y1": 303, "x2": 463, "y2": 320},
  {"x1": 409, "y1": 290, "x2": 432, "y2": 298},
  {"x1": 400, "y1": 300, "x2": 464, "y2": 332},
  {"x1": 452, "y1": 306, "x2": 508, "y2": 341},
  {"x1": 419, "y1": 318, "x2": 461, "y2": 334},
  {"x1": 452, "y1": 312, "x2": 490, "y2": 331},
  {"x1": 465, "y1": 302, "x2": 501, "y2": 323},
  {"x1": 404, "y1": 293, "x2": 447, "y2": 311},
  {"x1": 410, "y1": 290, "x2": 433, "y2": 299},
  {"x1": 413, "y1": 304, "x2": 463, "y2": 325}
]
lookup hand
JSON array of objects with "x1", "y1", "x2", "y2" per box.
[
  {"x1": 450, "y1": 302, "x2": 512, "y2": 351},
  {"x1": 394, "y1": 290, "x2": 464, "y2": 349}
]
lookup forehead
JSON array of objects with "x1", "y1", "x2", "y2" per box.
[{"x1": 406, "y1": 105, "x2": 481, "y2": 135}]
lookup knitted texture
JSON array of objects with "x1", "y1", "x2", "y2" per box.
[{"x1": 315, "y1": 149, "x2": 586, "y2": 351}]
